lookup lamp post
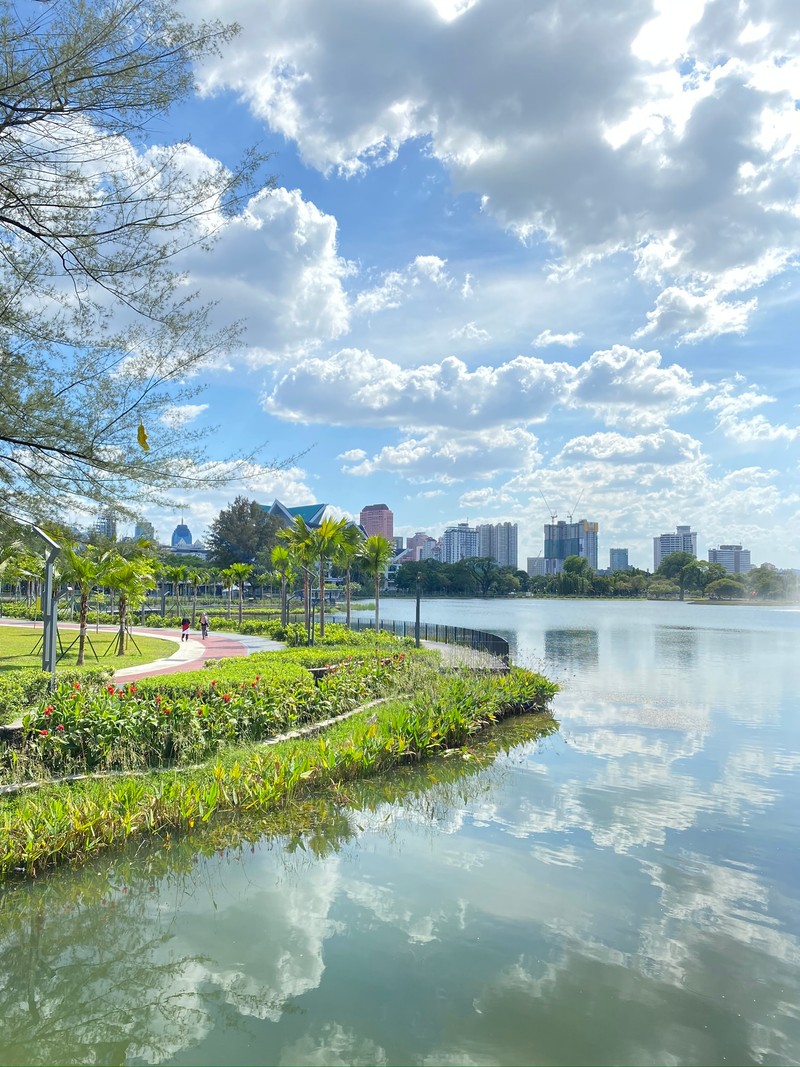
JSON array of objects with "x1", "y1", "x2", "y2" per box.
[
  {"x1": 13, "y1": 523, "x2": 61, "y2": 686},
  {"x1": 415, "y1": 572, "x2": 422, "y2": 648}
]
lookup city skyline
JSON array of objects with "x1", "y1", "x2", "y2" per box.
[{"x1": 77, "y1": 0, "x2": 798, "y2": 571}]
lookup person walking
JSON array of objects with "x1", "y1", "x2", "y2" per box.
[
  {"x1": 180, "y1": 616, "x2": 190, "y2": 642},
  {"x1": 200, "y1": 611, "x2": 209, "y2": 640}
]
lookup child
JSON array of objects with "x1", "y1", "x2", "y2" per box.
[{"x1": 180, "y1": 617, "x2": 190, "y2": 642}]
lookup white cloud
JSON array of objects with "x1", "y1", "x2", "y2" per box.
[
  {"x1": 196, "y1": 0, "x2": 800, "y2": 340},
  {"x1": 340, "y1": 427, "x2": 541, "y2": 482},
  {"x1": 263, "y1": 349, "x2": 574, "y2": 431},
  {"x1": 570, "y1": 344, "x2": 709, "y2": 428},
  {"x1": 159, "y1": 404, "x2": 209, "y2": 429},
  {"x1": 707, "y1": 380, "x2": 800, "y2": 443},
  {"x1": 633, "y1": 287, "x2": 757, "y2": 342},
  {"x1": 532, "y1": 329, "x2": 583, "y2": 348},
  {"x1": 450, "y1": 321, "x2": 491, "y2": 342}
]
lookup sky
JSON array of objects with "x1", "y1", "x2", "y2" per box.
[{"x1": 130, "y1": 0, "x2": 798, "y2": 570}]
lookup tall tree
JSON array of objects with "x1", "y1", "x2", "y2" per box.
[
  {"x1": 333, "y1": 523, "x2": 364, "y2": 627},
  {"x1": 105, "y1": 555, "x2": 156, "y2": 655},
  {"x1": 656, "y1": 551, "x2": 698, "y2": 601},
  {"x1": 358, "y1": 535, "x2": 393, "y2": 630},
  {"x1": 279, "y1": 516, "x2": 316, "y2": 637},
  {"x1": 228, "y1": 562, "x2": 253, "y2": 625},
  {"x1": 271, "y1": 545, "x2": 293, "y2": 627},
  {"x1": 0, "y1": 0, "x2": 279, "y2": 523},
  {"x1": 308, "y1": 517, "x2": 348, "y2": 637},
  {"x1": 206, "y1": 498, "x2": 283, "y2": 568}
]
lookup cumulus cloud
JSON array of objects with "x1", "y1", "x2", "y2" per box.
[
  {"x1": 449, "y1": 321, "x2": 491, "y2": 342},
  {"x1": 183, "y1": 186, "x2": 352, "y2": 367},
  {"x1": 262, "y1": 349, "x2": 574, "y2": 430},
  {"x1": 570, "y1": 345, "x2": 709, "y2": 428},
  {"x1": 705, "y1": 378, "x2": 800, "y2": 443},
  {"x1": 340, "y1": 426, "x2": 541, "y2": 482},
  {"x1": 196, "y1": 0, "x2": 800, "y2": 339},
  {"x1": 556, "y1": 429, "x2": 702, "y2": 466},
  {"x1": 633, "y1": 287, "x2": 757, "y2": 343},
  {"x1": 353, "y1": 255, "x2": 453, "y2": 316},
  {"x1": 532, "y1": 329, "x2": 583, "y2": 348}
]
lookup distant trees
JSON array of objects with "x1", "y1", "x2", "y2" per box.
[{"x1": 206, "y1": 498, "x2": 283, "y2": 568}]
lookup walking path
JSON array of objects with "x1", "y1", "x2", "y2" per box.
[{"x1": 0, "y1": 619, "x2": 283, "y2": 683}]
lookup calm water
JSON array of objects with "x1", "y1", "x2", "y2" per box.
[{"x1": 1, "y1": 598, "x2": 799, "y2": 1066}]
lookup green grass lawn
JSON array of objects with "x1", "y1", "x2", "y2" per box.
[{"x1": 0, "y1": 626, "x2": 179, "y2": 673}]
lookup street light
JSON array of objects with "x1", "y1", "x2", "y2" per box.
[{"x1": 415, "y1": 572, "x2": 422, "y2": 648}]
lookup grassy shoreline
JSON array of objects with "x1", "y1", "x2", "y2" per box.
[{"x1": 0, "y1": 636, "x2": 558, "y2": 880}]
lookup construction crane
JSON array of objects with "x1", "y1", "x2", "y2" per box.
[
  {"x1": 539, "y1": 490, "x2": 557, "y2": 525},
  {"x1": 567, "y1": 490, "x2": 584, "y2": 524}
]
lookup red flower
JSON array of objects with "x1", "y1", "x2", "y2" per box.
[
  {"x1": 40, "y1": 729, "x2": 48, "y2": 736},
  {"x1": 43, "y1": 707, "x2": 53, "y2": 717},
  {"x1": 57, "y1": 724, "x2": 65, "y2": 732},
  {"x1": 222, "y1": 693, "x2": 231, "y2": 703},
  {"x1": 155, "y1": 695, "x2": 162, "y2": 704},
  {"x1": 255, "y1": 675, "x2": 260, "y2": 682},
  {"x1": 73, "y1": 682, "x2": 81, "y2": 691},
  {"x1": 107, "y1": 685, "x2": 116, "y2": 694},
  {"x1": 197, "y1": 710, "x2": 203, "y2": 717},
  {"x1": 129, "y1": 684, "x2": 137, "y2": 693},
  {"x1": 163, "y1": 707, "x2": 170, "y2": 714},
  {"x1": 211, "y1": 679, "x2": 217, "y2": 687}
]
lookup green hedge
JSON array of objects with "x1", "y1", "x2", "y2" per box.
[{"x1": 0, "y1": 667, "x2": 112, "y2": 725}]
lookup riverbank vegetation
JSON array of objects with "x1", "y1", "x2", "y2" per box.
[{"x1": 0, "y1": 636, "x2": 557, "y2": 880}]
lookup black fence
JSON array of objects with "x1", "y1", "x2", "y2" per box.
[{"x1": 346, "y1": 617, "x2": 510, "y2": 665}]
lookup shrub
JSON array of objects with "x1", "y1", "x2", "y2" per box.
[{"x1": 0, "y1": 667, "x2": 112, "y2": 726}]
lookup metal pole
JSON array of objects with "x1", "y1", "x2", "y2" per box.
[{"x1": 415, "y1": 574, "x2": 421, "y2": 648}]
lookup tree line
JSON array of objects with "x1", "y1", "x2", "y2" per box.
[{"x1": 393, "y1": 552, "x2": 796, "y2": 601}]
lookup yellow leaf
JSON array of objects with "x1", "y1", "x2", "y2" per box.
[{"x1": 137, "y1": 422, "x2": 150, "y2": 451}]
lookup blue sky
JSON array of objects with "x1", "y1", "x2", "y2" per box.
[{"x1": 132, "y1": 0, "x2": 798, "y2": 569}]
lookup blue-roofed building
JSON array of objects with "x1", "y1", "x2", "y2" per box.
[{"x1": 264, "y1": 500, "x2": 329, "y2": 529}]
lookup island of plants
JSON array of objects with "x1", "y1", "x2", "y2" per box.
[{"x1": 0, "y1": 626, "x2": 557, "y2": 880}]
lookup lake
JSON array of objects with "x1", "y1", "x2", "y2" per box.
[{"x1": 1, "y1": 598, "x2": 799, "y2": 1066}]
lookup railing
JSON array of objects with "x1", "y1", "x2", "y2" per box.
[{"x1": 346, "y1": 617, "x2": 510, "y2": 665}]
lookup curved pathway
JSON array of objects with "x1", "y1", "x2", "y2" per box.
[{"x1": 0, "y1": 618, "x2": 283, "y2": 684}]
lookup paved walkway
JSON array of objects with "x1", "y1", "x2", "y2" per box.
[{"x1": 0, "y1": 618, "x2": 283, "y2": 683}]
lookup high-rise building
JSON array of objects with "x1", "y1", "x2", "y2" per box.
[
  {"x1": 171, "y1": 522, "x2": 192, "y2": 548},
  {"x1": 477, "y1": 522, "x2": 519, "y2": 569},
  {"x1": 360, "y1": 503, "x2": 394, "y2": 540},
  {"x1": 653, "y1": 525, "x2": 697, "y2": 571},
  {"x1": 441, "y1": 523, "x2": 479, "y2": 564},
  {"x1": 527, "y1": 556, "x2": 547, "y2": 577},
  {"x1": 544, "y1": 519, "x2": 598, "y2": 574},
  {"x1": 391, "y1": 536, "x2": 404, "y2": 554},
  {"x1": 609, "y1": 548, "x2": 629, "y2": 571},
  {"x1": 93, "y1": 510, "x2": 117, "y2": 540},
  {"x1": 134, "y1": 520, "x2": 155, "y2": 542},
  {"x1": 708, "y1": 544, "x2": 751, "y2": 574}
]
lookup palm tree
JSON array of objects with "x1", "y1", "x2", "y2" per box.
[
  {"x1": 105, "y1": 555, "x2": 156, "y2": 655},
  {"x1": 308, "y1": 517, "x2": 348, "y2": 637},
  {"x1": 358, "y1": 535, "x2": 393, "y2": 630},
  {"x1": 333, "y1": 523, "x2": 364, "y2": 627},
  {"x1": 219, "y1": 567, "x2": 235, "y2": 619},
  {"x1": 187, "y1": 571, "x2": 203, "y2": 625},
  {"x1": 229, "y1": 562, "x2": 253, "y2": 625},
  {"x1": 271, "y1": 546, "x2": 293, "y2": 626},
  {"x1": 60, "y1": 545, "x2": 105, "y2": 666},
  {"x1": 164, "y1": 565, "x2": 187, "y2": 615},
  {"x1": 279, "y1": 516, "x2": 316, "y2": 635}
]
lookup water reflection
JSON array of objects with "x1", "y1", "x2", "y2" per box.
[
  {"x1": 544, "y1": 628, "x2": 599, "y2": 670},
  {"x1": 654, "y1": 624, "x2": 698, "y2": 668}
]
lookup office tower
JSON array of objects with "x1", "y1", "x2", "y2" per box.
[
  {"x1": 392, "y1": 536, "x2": 404, "y2": 554},
  {"x1": 708, "y1": 545, "x2": 752, "y2": 574},
  {"x1": 653, "y1": 525, "x2": 697, "y2": 571},
  {"x1": 527, "y1": 556, "x2": 547, "y2": 577},
  {"x1": 171, "y1": 522, "x2": 192, "y2": 548},
  {"x1": 610, "y1": 548, "x2": 629, "y2": 571},
  {"x1": 544, "y1": 519, "x2": 598, "y2": 575},
  {"x1": 359, "y1": 503, "x2": 394, "y2": 540}
]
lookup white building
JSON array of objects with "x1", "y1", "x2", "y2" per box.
[
  {"x1": 708, "y1": 544, "x2": 751, "y2": 574},
  {"x1": 477, "y1": 522, "x2": 519, "y2": 568},
  {"x1": 653, "y1": 525, "x2": 697, "y2": 571},
  {"x1": 440, "y1": 523, "x2": 478, "y2": 564}
]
